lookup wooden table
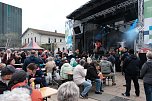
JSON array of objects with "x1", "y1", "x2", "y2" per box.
[{"x1": 40, "y1": 87, "x2": 58, "y2": 101}]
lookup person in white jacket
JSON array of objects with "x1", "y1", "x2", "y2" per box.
[{"x1": 73, "y1": 59, "x2": 92, "y2": 99}]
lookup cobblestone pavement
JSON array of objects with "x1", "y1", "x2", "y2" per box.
[{"x1": 48, "y1": 72, "x2": 146, "y2": 101}]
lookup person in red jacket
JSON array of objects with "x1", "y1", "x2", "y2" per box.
[{"x1": 8, "y1": 70, "x2": 43, "y2": 101}]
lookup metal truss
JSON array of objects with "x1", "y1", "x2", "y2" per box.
[
  {"x1": 81, "y1": 0, "x2": 138, "y2": 23},
  {"x1": 137, "y1": 0, "x2": 144, "y2": 48}
]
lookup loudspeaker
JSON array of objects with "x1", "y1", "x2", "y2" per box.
[{"x1": 73, "y1": 26, "x2": 81, "y2": 34}]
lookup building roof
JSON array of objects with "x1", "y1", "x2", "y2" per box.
[
  {"x1": 22, "y1": 28, "x2": 65, "y2": 38},
  {"x1": 21, "y1": 40, "x2": 44, "y2": 50},
  {"x1": 67, "y1": 0, "x2": 138, "y2": 24}
]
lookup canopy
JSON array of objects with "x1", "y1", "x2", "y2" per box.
[{"x1": 21, "y1": 41, "x2": 44, "y2": 50}]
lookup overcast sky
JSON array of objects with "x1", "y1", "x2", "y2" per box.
[{"x1": 0, "y1": 0, "x2": 90, "y2": 34}]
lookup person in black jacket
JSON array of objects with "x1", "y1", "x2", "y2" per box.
[
  {"x1": 86, "y1": 62, "x2": 102, "y2": 94},
  {"x1": 0, "y1": 66, "x2": 15, "y2": 94},
  {"x1": 27, "y1": 63, "x2": 47, "y2": 87},
  {"x1": 23, "y1": 50, "x2": 43, "y2": 72},
  {"x1": 122, "y1": 49, "x2": 140, "y2": 97}
]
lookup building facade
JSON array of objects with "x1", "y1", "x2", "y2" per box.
[
  {"x1": 0, "y1": 2, "x2": 22, "y2": 47},
  {"x1": 0, "y1": 2, "x2": 22, "y2": 35},
  {"x1": 22, "y1": 28, "x2": 66, "y2": 53}
]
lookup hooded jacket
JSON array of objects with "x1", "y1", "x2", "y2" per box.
[
  {"x1": 123, "y1": 54, "x2": 140, "y2": 76},
  {"x1": 140, "y1": 59, "x2": 152, "y2": 85},
  {"x1": 23, "y1": 55, "x2": 43, "y2": 71},
  {"x1": 60, "y1": 63, "x2": 73, "y2": 79}
]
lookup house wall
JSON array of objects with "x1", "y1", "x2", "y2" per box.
[{"x1": 22, "y1": 29, "x2": 66, "y2": 53}]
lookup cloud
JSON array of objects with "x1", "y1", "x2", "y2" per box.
[{"x1": 0, "y1": 0, "x2": 90, "y2": 33}]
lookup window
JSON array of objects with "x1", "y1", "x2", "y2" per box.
[
  {"x1": 60, "y1": 39, "x2": 62, "y2": 42},
  {"x1": 31, "y1": 38, "x2": 33, "y2": 41},
  {"x1": 54, "y1": 38, "x2": 56, "y2": 43},
  {"x1": 35, "y1": 37, "x2": 36, "y2": 42},
  {"x1": 28, "y1": 38, "x2": 29, "y2": 43},
  {"x1": 48, "y1": 38, "x2": 50, "y2": 43},
  {"x1": 25, "y1": 39, "x2": 26, "y2": 43}
]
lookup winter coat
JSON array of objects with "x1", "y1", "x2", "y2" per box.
[
  {"x1": 60, "y1": 63, "x2": 73, "y2": 79},
  {"x1": 99, "y1": 60, "x2": 113, "y2": 74},
  {"x1": 0, "y1": 80, "x2": 9, "y2": 94},
  {"x1": 23, "y1": 55, "x2": 43, "y2": 72},
  {"x1": 140, "y1": 59, "x2": 152, "y2": 85},
  {"x1": 73, "y1": 64, "x2": 87, "y2": 85},
  {"x1": 28, "y1": 70, "x2": 47, "y2": 87},
  {"x1": 70, "y1": 58, "x2": 78, "y2": 67},
  {"x1": 86, "y1": 65, "x2": 100, "y2": 81},
  {"x1": 123, "y1": 54, "x2": 140, "y2": 76}
]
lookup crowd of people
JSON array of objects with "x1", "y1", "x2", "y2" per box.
[{"x1": 0, "y1": 47, "x2": 151, "y2": 101}]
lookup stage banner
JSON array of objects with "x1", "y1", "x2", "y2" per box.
[
  {"x1": 65, "y1": 20, "x2": 74, "y2": 49},
  {"x1": 144, "y1": 0, "x2": 152, "y2": 45}
]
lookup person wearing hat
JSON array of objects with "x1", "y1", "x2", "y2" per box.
[
  {"x1": 8, "y1": 70, "x2": 43, "y2": 101},
  {"x1": 0, "y1": 66, "x2": 15, "y2": 94}
]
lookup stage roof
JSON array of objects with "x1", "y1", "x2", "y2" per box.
[{"x1": 67, "y1": 0, "x2": 138, "y2": 24}]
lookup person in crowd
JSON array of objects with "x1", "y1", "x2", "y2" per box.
[
  {"x1": 107, "y1": 50, "x2": 116, "y2": 66},
  {"x1": 20, "y1": 51, "x2": 26, "y2": 63},
  {"x1": 114, "y1": 48, "x2": 121, "y2": 72},
  {"x1": 73, "y1": 59, "x2": 92, "y2": 99},
  {"x1": 23, "y1": 50, "x2": 43, "y2": 72},
  {"x1": 6, "y1": 58, "x2": 15, "y2": 66},
  {"x1": 122, "y1": 49, "x2": 140, "y2": 97},
  {"x1": 41, "y1": 52, "x2": 47, "y2": 63},
  {"x1": 13, "y1": 51, "x2": 21, "y2": 64},
  {"x1": 120, "y1": 47, "x2": 129, "y2": 74},
  {"x1": 87, "y1": 56, "x2": 92, "y2": 64},
  {"x1": 0, "y1": 63, "x2": 6, "y2": 70},
  {"x1": 67, "y1": 50, "x2": 73, "y2": 62},
  {"x1": 0, "y1": 88, "x2": 32, "y2": 101},
  {"x1": 86, "y1": 62, "x2": 103, "y2": 94},
  {"x1": 27, "y1": 63, "x2": 47, "y2": 87},
  {"x1": 99, "y1": 55, "x2": 116, "y2": 85},
  {"x1": 140, "y1": 51, "x2": 152, "y2": 101},
  {"x1": 57, "y1": 81, "x2": 79, "y2": 101},
  {"x1": 55, "y1": 55, "x2": 61, "y2": 66},
  {"x1": 60, "y1": 60, "x2": 73, "y2": 80},
  {"x1": 45, "y1": 57, "x2": 56, "y2": 84},
  {"x1": 0, "y1": 66, "x2": 15, "y2": 94},
  {"x1": 2, "y1": 49, "x2": 14, "y2": 64},
  {"x1": 70, "y1": 58, "x2": 78, "y2": 67},
  {"x1": 73, "y1": 49, "x2": 79, "y2": 58},
  {"x1": 8, "y1": 70, "x2": 43, "y2": 101}
]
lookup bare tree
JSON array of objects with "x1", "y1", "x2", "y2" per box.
[{"x1": 0, "y1": 33, "x2": 21, "y2": 48}]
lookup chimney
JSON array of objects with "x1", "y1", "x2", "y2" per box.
[{"x1": 55, "y1": 30, "x2": 57, "y2": 33}]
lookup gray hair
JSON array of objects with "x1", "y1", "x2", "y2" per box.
[
  {"x1": 146, "y1": 51, "x2": 152, "y2": 59},
  {"x1": 0, "y1": 88, "x2": 31, "y2": 101},
  {"x1": 57, "y1": 81, "x2": 79, "y2": 101},
  {"x1": 47, "y1": 57, "x2": 54, "y2": 61}
]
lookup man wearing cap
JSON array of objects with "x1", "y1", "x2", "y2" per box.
[{"x1": 0, "y1": 66, "x2": 15, "y2": 94}]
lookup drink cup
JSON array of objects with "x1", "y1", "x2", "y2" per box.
[{"x1": 35, "y1": 84, "x2": 40, "y2": 89}]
